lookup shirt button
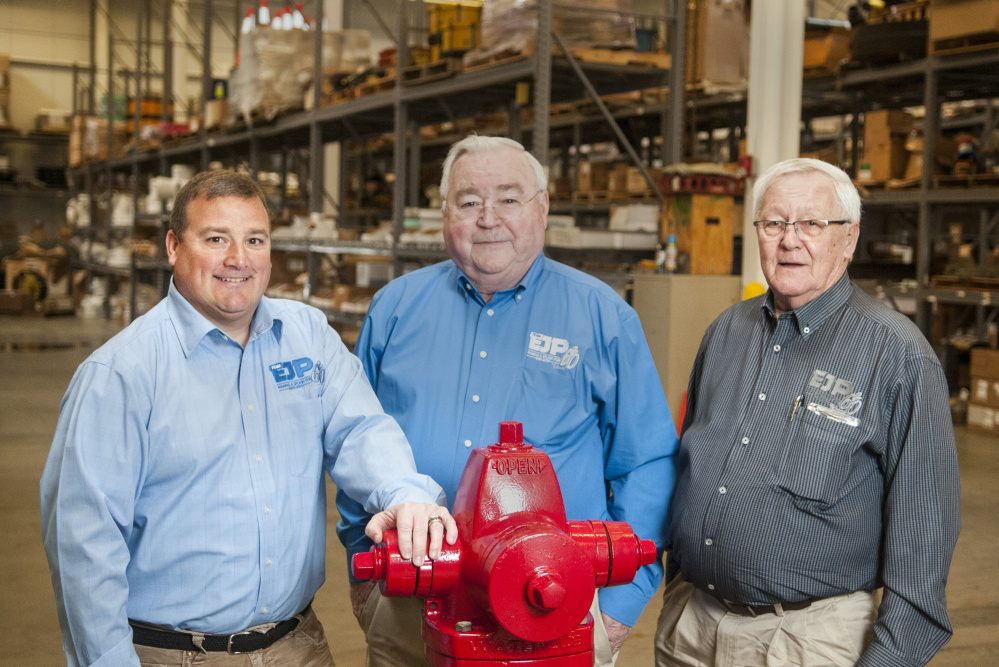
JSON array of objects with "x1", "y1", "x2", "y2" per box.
[
  {"x1": 773, "y1": 345, "x2": 781, "y2": 352},
  {"x1": 262, "y1": 607, "x2": 268, "y2": 614},
  {"x1": 464, "y1": 440, "x2": 472, "y2": 448},
  {"x1": 264, "y1": 506, "x2": 271, "y2": 514},
  {"x1": 487, "y1": 309, "x2": 494, "y2": 316},
  {"x1": 719, "y1": 486, "x2": 727, "y2": 494},
  {"x1": 707, "y1": 584, "x2": 715, "y2": 591},
  {"x1": 472, "y1": 395, "x2": 480, "y2": 403},
  {"x1": 267, "y1": 558, "x2": 272, "y2": 565},
  {"x1": 758, "y1": 393, "x2": 766, "y2": 401},
  {"x1": 247, "y1": 404, "x2": 254, "y2": 411},
  {"x1": 479, "y1": 351, "x2": 487, "y2": 358},
  {"x1": 516, "y1": 294, "x2": 522, "y2": 300},
  {"x1": 741, "y1": 437, "x2": 749, "y2": 445},
  {"x1": 704, "y1": 538, "x2": 713, "y2": 546},
  {"x1": 803, "y1": 327, "x2": 810, "y2": 334},
  {"x1": 255, "y1": 455, "x2": 262, "y2": 462},
  {"x1": 464, "y1": 283, "x2": 472, "y2": 291}
]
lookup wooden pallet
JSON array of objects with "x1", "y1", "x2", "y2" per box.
[
  {"x1": 572, "y1": 190, "x2": 619, "y2": 202},
  {"x1": 935, "y1": 173, "x2": 999, "y2": 189},
  {"x1": 931, "y1": 32, "x2": 999, "y2": 56},
  {"x1": 931, "y1": 274, "x2": 999, "y2": 292},
  {"x1": 463, "y1": 49, "x2": 532, "y2": 72},
  {"x1": 401, "y1": 58, "x2": 462, "y2": 86},
  {"x1": 355, "y1": 74, "x2": 396, "y2": 98}
]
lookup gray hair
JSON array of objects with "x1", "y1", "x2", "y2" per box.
[
  {"x1": 752, "y1": 158, "x2": 861, "y2": 224},
  {"x1": 439, "y1": 135, "x2": 547, "y2": 203},
  {"x1": 170, "y1": 170, "x2": 270, "y2": 239}
]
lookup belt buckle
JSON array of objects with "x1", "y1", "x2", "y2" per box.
[{"x1": 227, "y1": 630, "x2": 259, "y2": 655}]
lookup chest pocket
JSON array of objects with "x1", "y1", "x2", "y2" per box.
[
  {"x1": 273, "y1": 393, "x2": 324, "y2": 477},
  {"x1": 774, "y1": 392, "x2": 861, "y2": 506},
  {"x1": 506, "y1": 364, "x2": 581, "y2": 449}
]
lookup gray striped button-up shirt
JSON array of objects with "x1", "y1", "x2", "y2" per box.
[{"x1": 668, "y1": 272, "x2": 961, "y2": 666}]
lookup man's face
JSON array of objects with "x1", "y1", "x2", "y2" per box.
[
  {"x1": 442, "y1": 146, "x2": 549, "y2": 300},
  {"x1": 166, "y1": 194, "x2": 271, "y2": 335},
  {"x1": 758, "y1": 171, "x2": 859, "y2": 315}
]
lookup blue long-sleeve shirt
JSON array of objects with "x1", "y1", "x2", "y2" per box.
[
  {"x1": 336, "y1": 256, "x2": 678, "y2": 626},
  {"x1": 40, "y1": 283, "x2": 444, "y2": 667}
]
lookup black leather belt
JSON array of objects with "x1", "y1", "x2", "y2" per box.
[
  {"x1": 719, "y1": 597, "x2": 817, "y2": 617},
  {"x1": 129, "y1": 606, "x2": 307, "y2": 654}
]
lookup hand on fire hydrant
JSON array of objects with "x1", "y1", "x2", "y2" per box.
[{"x1": 366, "y1": 503, "x2": 458, "y2": 566}]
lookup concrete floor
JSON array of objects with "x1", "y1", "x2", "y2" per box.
[{"x1": 1, "y1": 314, "x2": 997, "y2": 666}]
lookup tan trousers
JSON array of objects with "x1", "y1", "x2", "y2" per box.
[
  {"x1": 134, "y1": 606, "x2": 335, "y2": 667},
  {"x1": 654, "y1": 577, "x2": 877, "y2": 667},
  {"x1": 360, "y1": 587, "x2": 618, "y2": 667}
]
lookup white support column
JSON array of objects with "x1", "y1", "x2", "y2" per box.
[
  {"x1": 324, "y1": 0, "x2": 344, "y2": 217},
  {"x1": 741, "y1": 0, "x2": 805, "y2": 293}
]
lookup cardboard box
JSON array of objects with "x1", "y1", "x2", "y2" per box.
[
  {"x1": 203, "y1": 99, "x2": 228, "y2": 129},
  {"x1": 609, "y1": 204, "x2": 660, "y2": 232},
  {"x1": 864, "y1": 110, "x2": 914, "y2": 181},
  {"x1": 971, "y1": 348, "x2": 999, "y2": 379},
  {"x1": 607, "y1": 163, "x2": 630, "y2": 195},
  {"x1": 577, "y1": 161, "x2": 611, "y2": 192},
  {"x1": 803, "y1": 26, "x2": 850, "y2": 73},
  {"x1": 0, "y1": 290, "x2": 35, "y2": 315},
  {"x1": 687, "y1": 0, "x2": 749, "y2": 85},
  {"x1": 967, "y1": 402, "x2": 997, "y2": 433},
  {"x1": 930, "y1": 0, "x2": 999, "y2": 43},
  {"x1": 663, "y1": 194, "x2": 734, "y2": 275},
  {"x1": 626, "y1": 166, "x2": 661, "y2": 193},
  {"x1": 971, "y1": 376, "x2": 999, "y2": 408}
]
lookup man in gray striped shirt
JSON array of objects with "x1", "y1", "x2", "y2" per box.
[{"x1": 656, "y1": 158, "x2": 961, "y2": 667}]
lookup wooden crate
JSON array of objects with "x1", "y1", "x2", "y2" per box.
[{"x1": 663, "y1": 194, "x2": 734, "y2": 275}]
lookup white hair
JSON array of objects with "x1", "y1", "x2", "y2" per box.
[
  {"x1": 439, "y1": 135, "x2": 547, "y2": 203},
  {"x1": 753, "y1": 158, "x2": 862, "y2": 223}
]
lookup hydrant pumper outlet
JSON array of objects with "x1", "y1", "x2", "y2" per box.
[{"x1": 352, "y1": 421, "x2": 658, "y2": 666}]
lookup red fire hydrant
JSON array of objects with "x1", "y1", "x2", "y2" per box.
[{"x1": 352, "y1": 421, "x2": 658, "y2": 666}]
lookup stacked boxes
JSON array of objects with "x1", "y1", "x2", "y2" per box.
[
  {"x1": 686, "y1": 0, "x2": 749, "y2": 86},
  {"x1": 862, "y1": 109, "x2": 913, "y2": 181},
  {"x1": 967, "y1": 348, "x2": 999, "y2": 434}
]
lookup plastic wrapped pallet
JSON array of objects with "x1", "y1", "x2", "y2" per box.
[
  {"x1": 464, "y1": 0, "x2": 636, "y2": 67},
  {"x1": 231, "y1": 28, "x2": 372, "y2": 122}
]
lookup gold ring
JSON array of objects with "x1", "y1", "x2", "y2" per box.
[{"x1": 427, "y1": 515, "x2": 445, "y2": 528}]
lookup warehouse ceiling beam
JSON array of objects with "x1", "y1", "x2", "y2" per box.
[{"x1": 550, "y1": 28, "x2": 663, "y2": 202}]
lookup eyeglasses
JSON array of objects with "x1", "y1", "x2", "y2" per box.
[
  {"x1": 753, "y1": 219, "x2": 850, "y2": 239},
  {"x1": 448, "y1": 190, "x2": 543, "y2": 223}
]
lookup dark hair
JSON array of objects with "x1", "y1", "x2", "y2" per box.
[{"x1": 169, "y1": 170, "x2": 269, "y2": 239}]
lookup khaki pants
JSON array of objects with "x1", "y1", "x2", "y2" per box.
[
  {"x1": 654, "y1": 577, "x2": 876, "y2": 667},
  {"x1": 134, "y1": 606, "x2": 335, "y2": 667},
  {"x1": 360, "y1": 587, "x2": 618, "y2": 667}
]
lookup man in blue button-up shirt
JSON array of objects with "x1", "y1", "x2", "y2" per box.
[
  {"x1": 41, "y1": 171, "x2": 456, "y2": 667},
  {"x1": 338, "y1": 136, "x2": 678, "y2": 666}
]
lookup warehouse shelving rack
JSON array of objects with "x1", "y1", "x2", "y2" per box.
[
  {"x1": 67, "y1": 0, "x2": 685, "y2": 324},
  {"x1": 686, "y1": 47, "x2": 999, "y2": 352}
]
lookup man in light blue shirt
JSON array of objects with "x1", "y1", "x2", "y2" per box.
[
  {"x1": 338, "y1": 136, "x2": 678, "y2": 666},
  {"x1": 41, "y1": 171, "x2": 456, "y2": 667}
]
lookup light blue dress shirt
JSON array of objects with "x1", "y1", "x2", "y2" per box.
[
  {"x1": 40, "y1": 282, "x2": 444, "y2": 667},
  {"x1": 337, "y1": 256, "x2": 678, "y2": 626}
]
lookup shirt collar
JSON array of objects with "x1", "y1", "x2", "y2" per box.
[
  {"x1": 452, "y1": 255, "x2": 543, "y2": 305},
  {"x1": 166, "y1": 279, "x2": 280, "y2": 356},
  {"x1": 761, "y1": 271, "x2": 852, "y2": 336}
]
